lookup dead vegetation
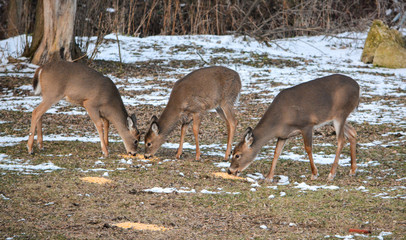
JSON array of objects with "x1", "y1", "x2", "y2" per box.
[{"x1": 0, "y1": 57, "x2": 405, "y2": 239}]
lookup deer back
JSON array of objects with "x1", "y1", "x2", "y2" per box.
[
  {"x1": 39, "y1": 61, "x2": 127, "y2": 117},
  {"x1": 167, "y1": 66, "x2": 241, "y2": 114},
  {"x1": 256, "y1": 74, "x2": 359, "y2": 138}
]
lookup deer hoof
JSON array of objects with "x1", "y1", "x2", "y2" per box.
[
  {"x1": 349, "y1": 169, "x2": 357, "y2": 176},
  {"x1": 311, "y1": 174, "x2": 318, "y2": 180},
  {"x1": 264, "y1": 177, "x2": 274, "y2": 183},
  {"x1": 327, "y1": 173, "x2": 335, "y2": 181}
]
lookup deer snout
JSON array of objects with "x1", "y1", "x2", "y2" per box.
[
  {"x1": 227, "y1": 168, "x2": 240, "y2": 176},
  {"x1": 128, "y1": 151, "x2": 136, "y2": 156},
  {"x1": 144, "y1": 154, "x2": 151, "y2": 159}
]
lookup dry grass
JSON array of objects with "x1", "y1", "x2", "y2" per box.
[{"x1": 0, "y1": 59, "x2": 405, "y2": 239}]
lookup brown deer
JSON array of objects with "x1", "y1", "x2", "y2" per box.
[
  {"x1": 27, "y1": 60, "x2": 141, "y2": 157},
  {"x1": 144, "y1": 66, "x2": 241, "y2": 161},
  {"x1": 228, "y1": 74, "x2": 359, "y2": 181}
]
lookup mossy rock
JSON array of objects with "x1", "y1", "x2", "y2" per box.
[
  {"x1": 361, "y1": 20, "x2": 405, "y2": 64},
  {"x1": 373, "y1": 41, "x2": 406, "y2": 68}
]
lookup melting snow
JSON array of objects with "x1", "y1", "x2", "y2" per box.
[
  {"x1": 143, "y1": 187, "x2": 196, "y2": 194},
  {"x1": 294, "y1": 182, "x2": 339, "y2": 191},
  {"x1": 0, "y1": 153, "x2": 63, "y2": 174}
]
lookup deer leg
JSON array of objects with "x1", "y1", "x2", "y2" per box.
[
  {"x1": 344, "y1": 123, "x2": 357, "y2": 176},
  {"x1": 328, "y1": 119, "x2": 346, "y2": 181},
  {"x1": 27, "y1": 100, "x2": 56, "y2": 154},
  {"x1": 301, "y1": 127, "x2": 318, "y2": 180},
  {"x1": 85, "y1": 104, "x2": 108, "y2": 157},
  {"x1": 102, "y1": 118, "x2": 110, "y2": 148},
  {"x1": 218, "y1": 105, "x2": 237, "y2": 160},
  {"x1": 192, "y1": 113, "x2": 201, "y2": 161},
  {"x1": 36, "y1": 116, "x2": 44, "y2": 150},
  {"x1": 176, "y1": 123, "x2": 188, "y2": 159},
  {"x1": 265, "y1": 138, "x2": 287, "y2": 182}
]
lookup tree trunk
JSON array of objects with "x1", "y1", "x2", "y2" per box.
[
  {"x1": 7, "y1": 0, "x2": 24, "y2": 37},
  {"x1": 31, "y1": 0, "x2": 80, "y2": 65},
  {"x1": 23, "y1": 0, "x2": 44, "y2": 58}
]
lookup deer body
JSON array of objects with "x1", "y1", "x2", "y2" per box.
[
  {"x1": 27, "y1": 60, "x2": 140, "y2": 157},
  {"x1": 228, "y1": 74, "x2": 359, "y2": 181},
  {"x1": 144, "y1": 66, "x2": 241, "y2": 160}
]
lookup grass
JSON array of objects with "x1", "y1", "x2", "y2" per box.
[
  {"x1": 1, "y1": 57, "x2": 405, "y2": 239},
  {"x1": 1, "y1": 118, "x2": 404, "y2": 239}
]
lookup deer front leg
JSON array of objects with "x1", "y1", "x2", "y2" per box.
[
  {"x1": 265, "y1": 138, "x2": 286, "y2": 182},
  {"x1": 85, "y1": 104, "x2": 109, "y2": 157},
  {"x1": 176, "y1": 123, "x2": 188, "y2": 159},
  {"x1": 221, "y1": 105, "x2": 237, "y2": 160},
  {"x1": 344, "y1": 123, "x2": 357, "y2": 176},
  {"x1": 328, "y1": 120, "x2": 346, "y2": 181},
  {"x1": 192, "y1": 113, "x2": 201, "y2": 161},
  {"x1": 102, "y1": 118, "x2": 110, "y2": 148},
  {"x1": 302, "y1": 127, "x2": 318, "y2": 180}
]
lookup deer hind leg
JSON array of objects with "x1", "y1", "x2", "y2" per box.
[
  {"x1": 36, "y1": 116, "x2": 44, "y2": 150},
  {"x1": 28, "y1": 98, "x2": 59, "y2": 154},
  {"x1": 176, "y1": 122, "x2": 189, "y2": 159},
  {"x1": 216, "y1": 105, "x2": 237, "y2": 160},
  {"x1": 102, "y1": 118, "x2": 110, "y2": 148},
  {"x1": 344, "y1": 123, "x2": 357, "y2": 176},
  {"x1": 84, "y1": 103, "x2": 108, "y2": 157},
  {"x1": 265, "y1": 138, "x2": 287, "y2": 182},
  {"x1": 328, "y1": 119, "x2": 346, "y2": 181},
  {"x1": 192, "y1": 113, "x2": 201, "y2": 161},
  {"x1": 301, "y1": 126, "x2": 318, "y2": 180}
]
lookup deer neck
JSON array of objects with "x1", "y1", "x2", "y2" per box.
[
  {"x1": 251, "y1": 117, "x2": 279, "y2": 150},
  {"x1": 105, "y1": 104, "x2": 131, "y2": 138},
  {"x1": 157, "y1": 105, "x2": 181, "y2": 136}
]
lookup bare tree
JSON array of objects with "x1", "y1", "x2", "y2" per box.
[
  {"x1": 26, "y1": 0, "x2": 81, "y2": 65},
  {"x1": 6, "y1": 0, "x2": 24, "y2": 37}
]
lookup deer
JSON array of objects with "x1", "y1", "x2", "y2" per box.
[
  {"x1": 227, "y1": 74, "x2": 360, "y2": 181},
  {"x1": 144, "y1": 66, "x2": 241, "y2": 161},
  {"x1": 27, "y1": 60, "x2": 141, "y2": 157}
]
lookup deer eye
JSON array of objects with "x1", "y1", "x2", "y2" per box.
[
  {"x1": 235, "y1": 154, "x2": 240, "y2": 159},
  {"x1": 147, "y1": 142, "x2": 152, "y2": 147},
  {"x1": 134, "y1": 140, "x2": 138, "y2": 145}
]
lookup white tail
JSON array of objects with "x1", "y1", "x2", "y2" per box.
[
  {"x1": 228, "y1": 74, "x2": 359, "y2": 181},
  {"x1": 144, "y1": 66, "x2": 241, "y2": 160},
  {"x1": 27, "y1": 60, "x2": 140, "y2": 157}
]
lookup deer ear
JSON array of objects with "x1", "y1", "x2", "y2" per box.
[
  {"x1": 151, "y1": 115, "x2": 158, "y2": 123},
  {"x1": 151, "y1": 122, "x2": 159, "y2": 134},
  {"x1": 130, "y1": 113, "x2": 137, "y2": 125},
  {"x1": 244, "y1": 127, "x2": 254, "y2": 147},
  {"x1": 127, "y1": 116, "x2": 135, "y2": 130}
]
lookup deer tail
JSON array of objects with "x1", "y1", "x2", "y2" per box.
[{"x1": 33, "y1": 67, "x2": 42, "y2": 95}]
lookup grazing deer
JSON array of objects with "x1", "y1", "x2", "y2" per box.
[
  {"x1": 27, "y1": 60, "x2": 140, "y2": 157},
  {"x1": 144, "y1": 66, "x2": 241, "y2": 160},
  {"x1": 228, "y1": 74, "x2": 359, "y2": 181}
]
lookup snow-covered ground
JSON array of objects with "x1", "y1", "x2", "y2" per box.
[
  {"x1": 0, "y1": 32, "x2": 405, "y2": 238},
  {"x1": 1, "y1": 32, "x2": 405, "y2": 177}
]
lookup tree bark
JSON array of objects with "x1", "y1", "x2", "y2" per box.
[
  {"x1": 23, "y1": 0, "x2": 44, "y2": 58},
  {"x1": 31, "y1": 0, "x2": 79, "y2": 65},
  {"x1": 7, "y1": 0, "x2": 24, "y2": 37}
]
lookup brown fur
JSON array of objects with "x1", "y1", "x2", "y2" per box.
[
  {"x1": 228, "y1": 74, "x2": 360, "y2": 181},
  {"x1": 27, "y1": 60, "x2": 140, "y2": 157},
  {"x1": 144, "y1": 66, "x2": 242, "y2": 160}
]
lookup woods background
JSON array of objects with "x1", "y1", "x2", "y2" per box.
[{"x1": 2, "y1": 0, "x2": 405, "y2": 42}]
